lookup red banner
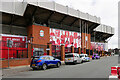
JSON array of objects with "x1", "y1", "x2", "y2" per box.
[
  {"x1": 0, "y1": 34, "x2": 27, "y2": 59},
  {"x1": 91, "y1": 42, "x2": 106, "y2": 51},
  {"x1": 50, "y1": 28, "x2": 81, "y2": 48}
]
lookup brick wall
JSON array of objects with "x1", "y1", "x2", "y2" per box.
[
  {"x1": 1, "y1": 59, "x2": 30, "y2": 68},
  {"x1": 32, "y1": 25, "x2": 50, "y2": 45},
  {"x1": 27, "y1": 25, "x2": 50, "y2": 59}
]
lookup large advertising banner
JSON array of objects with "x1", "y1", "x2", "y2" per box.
[
  {"x1": 91, "y1": 42, "x2": 106, "y2": 51},
  {"x1": 0, "y1": 34, "x2": 27, "y2": 59},
  {"x1": 50, "y1": 28, "x2": 81, "y2": 48},
  {"x1": 1, "y1": 34, "x2": 27, "y2": 48}
]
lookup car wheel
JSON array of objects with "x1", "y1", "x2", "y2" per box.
[
  {"x1": 80, "y1": 60, "x2": 82, "y2": 63},
  {"x1": 73, "y1": 61, "x2": 77, "y2": 65},
  {"x1": 81, "y1": 60, "x2": 83, "y2": 63},
  {"x1": 32, "y1": 68, "x2": 37, "y2": 70},
  {"x1": 42, "y1": 64, "x2": 47, "y2": 70},
  {"x1": 56, "y1": 62, "x2": 61, "y2": 68}
]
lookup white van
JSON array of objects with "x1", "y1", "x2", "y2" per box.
[{"x1": 65, "y1": 53, "x2": 82, "y2": 64}]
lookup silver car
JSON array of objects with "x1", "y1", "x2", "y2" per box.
[{"x1": 65, "y1": 53, "x2": 82, "y2": 65}]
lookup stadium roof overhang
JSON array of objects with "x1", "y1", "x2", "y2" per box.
[
  {"x1": 0, "y1": 1, "x2": 114, "y2": 41},
  {"x1": 1, "y1": 1, "x2": 100, "y2": 33},
  {"x1": 91, "y1": 24, "x2": 114, "y2": 42},
  {"x1": 91, "y1": 31, "x2": 114, "y2": 42},
  {"x1": 24, "y1": 4, "x2": 101, "y2": 32}
]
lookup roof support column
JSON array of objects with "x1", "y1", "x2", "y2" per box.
[{"x1": 9, "y1": 15, "x2": 14, "y2": 34}]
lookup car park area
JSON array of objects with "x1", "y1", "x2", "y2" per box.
[{"x1": 2, "y1": 55, "x2": 118, "y2": 78}]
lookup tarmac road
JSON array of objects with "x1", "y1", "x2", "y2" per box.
[{"x1": 4, "y1": 55, "x2": 118, "y2": 78}]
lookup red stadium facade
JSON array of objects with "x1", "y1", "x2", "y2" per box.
[{"x1": 0, "y1": 26, "x2": 107, "y2": 59}]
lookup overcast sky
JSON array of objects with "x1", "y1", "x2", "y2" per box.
[{"x1": 48, "y1": 0, "x2": 119, "y2": 49}]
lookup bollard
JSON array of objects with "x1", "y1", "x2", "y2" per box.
[
  {"x1": 118, "y1": 67, "x2": 120, "y2": 79},
  {"x1": 117, "y1": 67, "x2": 120, "y2": 75},
  {"x1": 109, "y1": 66, "x2": 120, "y2": 79},
  {"x1": 111, "y1": 66, "x2": 118, "y2": 76}
]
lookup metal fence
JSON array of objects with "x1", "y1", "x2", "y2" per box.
[
  {"x1": 0, "y1": 41, "x2": 28, "y2": 60},
  {"x1": 31, "y1": 44, "x2": 48, "y2": 57},
  {"x1": 52, "y1": 45, "x2": 61, "y2": 60},
  {"x1": 2, "y1": 41, "x2": 27, "y2": 48},
  {"x1": 65, "y1": 47, "x2": 71, "y2": 54},
  {"x1": 90, "y1": 50, "x2": 93, "y2": 55},
  {"x1": 89, "y1": 49, "x2": 103, "y2": 56},
  {"x1": 86, "y1": 49, "x2": 89, "y2": 55},
  {"x1": 74, "y1": 48, "x2": 78, "y2": 53}
]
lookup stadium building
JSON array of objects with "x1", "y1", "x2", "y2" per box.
[{"x1": 0, "y1": 0, "x2": 114, "y2": 68}]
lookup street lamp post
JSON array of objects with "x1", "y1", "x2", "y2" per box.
[
  {"x1": 28, "y1": 35, "x2": 34, "y2": 58},
  {"x1": 7, "y1": 39, "x2": 13, "y2": 68}
]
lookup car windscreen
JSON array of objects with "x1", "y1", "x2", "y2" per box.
[
  {"x1": 97, "y1": 54, "x2": 100, "y2": 56},
  {"x1": 65, "y1": 54, "x2": 73, "y2": 58},
  {"x1": 95, "y1": 54, "x2": 99, "y2": 56},
  {"x1": 85, "y1": 55, "x2": 88, "y2": 57},
  {"x1": 33, "y1": 56, "x2": 40, "y2": 60},
  {"x1": 40, "y1": 57, "x2": 46, "y2": 60},
  {"x1": 80, "y1": 55, "x2": 84, "y2": 57}
]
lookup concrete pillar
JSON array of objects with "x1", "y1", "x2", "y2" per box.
[
  {"x1": 78, "y1": 47, "x2": 81, "y2": 54},
  {"x1": 61, "y1": 45, "x2": 65, "y2": 61},
  {"x1": 47, "y1": 43, "x2": 52, "y2": 56},
  {"x1": 71, "y1": 46, "x2": 74, "y2": 53}
]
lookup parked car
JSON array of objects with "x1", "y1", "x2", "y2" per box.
[
  {"x1": 30, "y1": 55, "x2": 61, "y2": 70},
  {"x1": 92, "y1": 54, "x2": 100, "y2": 59},
  {"x1": 65, "y1": 53, "x2": 82, "y2": 65},
  {"x1": 79, "y1": 54, "x2": 90, "y2": 62}
]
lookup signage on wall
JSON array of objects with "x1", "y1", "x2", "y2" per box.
[
  {"x1": 40, "y1": 30, "x2": 44, "y2": 37},
  {"x1": 85, "y1": 36, "x2": 88, "y2": 41},
  {"x1": 1, "y1": 34, "x2": 27, "y2": 48},
  {"x1": 46, "y1": 48, "x2": 50, "y2": 51}
]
